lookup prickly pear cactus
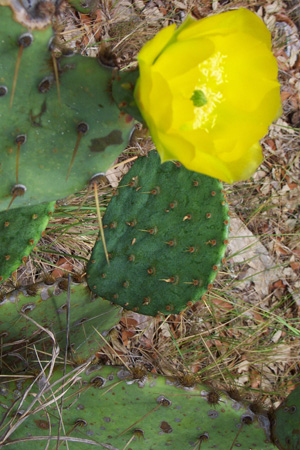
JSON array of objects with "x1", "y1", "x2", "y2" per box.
[
  {"x1": 87, "y1": 151, "x2": 230, "y2": 316},
  {"x1": 0, "y1": 201, "x2": 56, "y2": 284},
  {"x1": 0, "y1": 5, "x2": 134, "y2": 211},
  {"x1": 0, "y1": 279, "x2": 122, "y2": 365},
  {"x1": 0, "y1": 365, "x2": 276, "y2": 449},
  {"x1": 270, "y1": 384, "x2": 300, "y2": 449},
  {"x1": 112, "y1": 69, "x2": 145, "y2": 123},
  {"x1": 67, "y1": 0, "x2": 92, "y2": 13},
  {"x1": 0, "y1": 0, "x2": 55, "y2": 28}
]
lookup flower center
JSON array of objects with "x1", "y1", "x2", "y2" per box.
[
  {"x1": 192, "y1": 52, "x2": 227, "y2": 132},
  {"x1": 190, "y1": 90, "x2": 207, "y2": 107}
]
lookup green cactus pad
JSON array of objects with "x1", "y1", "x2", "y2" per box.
[
  {"x1": 67, "y1": 0, "x2": 92, "y2": 13},
  {"x1": 112, "y1": 68, "x2": 145, "y2": 124},
  {"x1": 270, "y1": 384, "x2": 300, "y2": 449},
  {"x1": 0, "y1": 365, "x2": 276, "y2": 449},
  {"x1": 0, "y1": 6, "x2": 134, "y2": 211},
  {"x1": 87, "y1": 151, "x2": 230, "y2": 316},
  {"x1": 0, "y1": 201, "x2": 56, "y2": 284},
  {"x1": 0, "y1": 279, "x2": 122, "y2": 364}
]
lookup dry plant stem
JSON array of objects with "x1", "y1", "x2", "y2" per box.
[
  {"x1": 202, "y1": 296, "x2": 213, "y2": 315},
  {"x1": 0, "y1": 398, "x2": 21, "y2": 431},
  {"x1": 192, "y1": 440, "x2": 201, "y2": 450},
  {"x1": 94, "y1": 182, "x2": 110, "y2": 265},
  {"x1": 36, "y1": 382, "x2": 52, "y2": 450},
  {"x1": 32, "y1": 365, "x2": 90, "y2": 412},
  {"x1": 199, "y1": 333, "x2": 228, "y2": 386},
  {"x1": 92, "y1": 326, "x2": 130, "y2": 370},
  {"x1": 0, "y1": 336, "x2": 3, "y2": 373},
  {"x1": 70, "y1": 378, "x2": 123, "y2": 402},
  {"x1": 112, "y1": 22, "x2": 144, "y2": 52},
  {"x1": 122, "y1": 433, "x2": 135, "y2": 450},
  {"x1": 0, "y1": 315, "x2": 60, "y2": 444},
  {"x1": 56, "y1": 275, "x2": 72, "y2": 450},
  {"x1": 40, "y1": 363, "x2": 91, "y2": 406},
  {"x1": 74, "y1": 155, "x2": 138, "y2": 211},
  {"x1": 109, "y1": 155, "x2": 138, "y2": 169},
  {"x1": 0, "y1": 436, "x2": 118, "y2": 449}
]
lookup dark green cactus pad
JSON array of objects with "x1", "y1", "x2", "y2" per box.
[
  {"x1": 0, "y1": 365, "x2": 276, "y2": 449},
  {"x1": 0, "y1": 201, "x2": 56, "y2": 284},
  {"x1": 67, "y1": 0, "x2": 92, "y2": 13},
  {"x1": 112, "y1": 68, "x2": 145, "y2": 124},
  {"x1": 0, "y1": 6, "x2": 134, "y2": 211},
  {"x1": 87, "y1": 151, "x2": 230, "y2": 316},
  {"x1": 270, "y1": 384, "x2": 300, "y2": 449},
  {"x1": 0, "y1": 279, "x2": 122, "y2": 364}
]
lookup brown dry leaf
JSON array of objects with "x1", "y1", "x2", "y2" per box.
[
  {"x1": 106, "y1": 165, "x2": 129, "y2": 188},
  {"x1": 250, "y1": 369, "x2": 261, "y2": 389},
  {"x1": 280, "y1": 379, "x2": 296, "y2": 395},
  {"x1": 51, "y1": 257, "x2": 74, "y2": 278},
  {"x1": 237, "y1": 359, "x2": 250, "y2": 374},
  {"x1": 280, "y1": 90, "x2": 292, "y2": 102},
  {"x1": 93, "y1": 10, "x2": 102, "y2": 41},
  {"x1": 272, "y1": 279, "x2": 286, "y2": 289},
  {"x1": 264, "y1": 344, "x2": 294, "y2": 364},
  {"x1": 290, "y1": 261, "x2": 300, "y2": 272},
  {"x1": 120, "y1": 317, "x2": 139, "y2": 329},
  {"x1": 121, "y1": 330, "x2": 136, "y2": 347},
  {"x1": 272, "y1": 330, "x2": 282, "y2": 343},
  {"x1": 159, "y1": 322, "x2": 172, "y2": 338},
  {"x1": 139, "y1": 336, "x2": 153, "y2": 349},
  {"x1": 109, "y1": 328, "x2": 127, "y2": 355},
  {"x1": 214, "y1": 339, "x2": 229, "y2": 355},
  {"x1": 228, "y1": 216, "x2": 282, "y2": 297},
  {"x1": 211, "y1": 297, "x2": 234, "y2": 310}
]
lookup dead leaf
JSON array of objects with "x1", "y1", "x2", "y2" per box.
[
  {"x1": 228, "y1": 216, "x2": 282, "y2": 297},
  {"x1": 272, "y1": 330, "x2": 282, "y2": 343},
  {"x1": 211, "y1": 297, "x2": 234, "y2": 310},
  {"x1": 51, "y1": 257, "x2": 73, "y2": 278},
  {"x1": 121, "y1": 330, "x2": 136, "y2": 346},
  {"x1": 250, "y1": 369, "x2": 261, "y2": 389}
]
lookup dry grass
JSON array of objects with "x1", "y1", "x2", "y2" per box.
[{"x1": 1, "y1": 0, "x2": 300, "y2": 413}]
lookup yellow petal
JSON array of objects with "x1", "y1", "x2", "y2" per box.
[
  {"x1": 137, "y1": 24, "x2": 176, "y2": 66},
  {"x1": 212, "y1": 33, "x2": 280, "y2": 113},
  {"x1": 148, "y1": 70, "x2": 173, "y2": 131},
  {"x1": 153, "y1": 38, "x2": 214, "y2": 81},
  {"x1": 189, "y1": 141, "x2": 263, "y2": 183},
  {"x1": 225, "y1": 142, "x2": 264, "y2": 182},
  {"x1": 177, "y1": 9, "x2": 271, "y2": 47},
  {"x1": 156, "y1": 130, "x2": 196, "y2": 163}
]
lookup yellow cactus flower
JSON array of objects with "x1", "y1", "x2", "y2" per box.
[{"x1": 134, "y1": 8, "x2": 281, "y2": 183}]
